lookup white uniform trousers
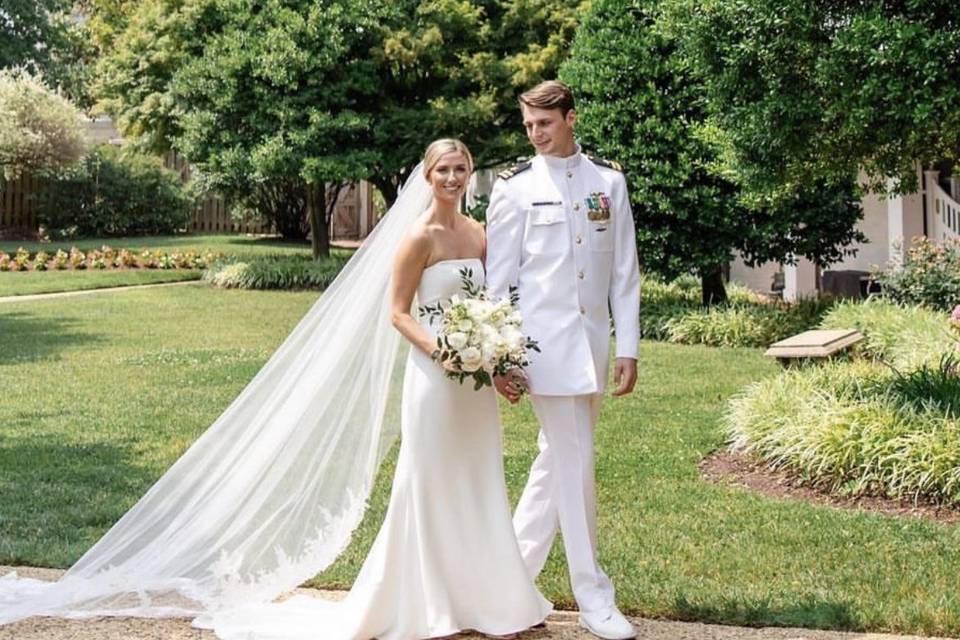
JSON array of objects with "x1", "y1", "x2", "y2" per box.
[{"x1": 512, "y1": 393, "x2": 615, "y2": 613}]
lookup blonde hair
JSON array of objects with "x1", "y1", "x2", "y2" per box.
[
  {"x1": 423, "y1": 139, "x2": 474, "y2": 178},
  {"x1": 519, "y1": 80, "x2": 575, "y2": 115}
]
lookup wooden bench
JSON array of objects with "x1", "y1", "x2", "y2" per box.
[{"x1": 764, "y1": 329, "x2": 864, "y2": 365}]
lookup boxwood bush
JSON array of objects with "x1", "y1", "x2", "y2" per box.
[{"x1": 37, "y1": 145, "x2": 193, "y2": 238}]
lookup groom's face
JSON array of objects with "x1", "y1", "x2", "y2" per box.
[{"x1": 521, "y1": 104, "x2": 576, "y2": 157}]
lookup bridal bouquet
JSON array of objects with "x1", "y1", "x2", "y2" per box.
[{"x1": 420, "y1": 268, "x2": 539, "y2": 390}]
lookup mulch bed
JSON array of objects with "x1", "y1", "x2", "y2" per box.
[{"x1": 699, "y1": 449, "x2": 960, "y2": 524}]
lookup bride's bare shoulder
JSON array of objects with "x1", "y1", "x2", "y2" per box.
[{"x1": 394, "y1": 223, "x2": 433, "y2": 270}]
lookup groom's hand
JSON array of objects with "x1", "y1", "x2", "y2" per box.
[
  {"x1": 611, "y1": 358, "x2": 637, "y2": 397},
  {"x1": 494, "y1": 369, "x2": 526, "y2": 404}
]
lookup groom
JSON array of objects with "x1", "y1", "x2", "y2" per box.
[{"x1": 486, "y1": 80, "x2": 641, "y2": 640}]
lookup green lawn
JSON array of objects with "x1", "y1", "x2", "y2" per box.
[
  {"x1": 0, "y1": 233, "x2": 314, "y2": 258},
  {"x1": 0, "y1": 269, "x2": 202, "y2": 297},
  {"x1": 2, "y1": 287, "x2": 960, "y2": 635},
  {"x1": 0, "y1": 234, "x2": 342, "y2": 297}
]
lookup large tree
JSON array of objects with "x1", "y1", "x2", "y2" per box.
[
  {"x1": 0, "y1": 0, "x2": 67, "y2": 72},
  {"x1": 672, "y1": 0, "x2": 960, "y2": 195},
  {"x1": 562, "y1": 0, "x2": 865, "y2": 303},
  {"x1": 92, "y1": 0, "x2": 585, "y2": 204},
  {"x1": 366, "y1": 0, "x2": 585, "y2": 204},
  {"x1": 169, "y1": 0, "x2": 384, "y2": 256}
]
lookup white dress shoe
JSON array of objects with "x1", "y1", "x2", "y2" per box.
[{"x1": 578, "y1": 606, "x2": 636, "y2": 640}]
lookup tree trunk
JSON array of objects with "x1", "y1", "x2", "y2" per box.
[
  {"x1": 306, "y1": 183, "x2": 329, "y2": 260},
  {"x1": 700, "y1": 265, "x2": 728, "y2": 306},
  {"x1": 370, "y1": 176, "x2": 398, "y2": 209}
]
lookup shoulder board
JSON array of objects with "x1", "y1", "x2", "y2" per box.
[
  {"x1": 497, "y1": 160, "x2": 532, "y2": 181},
  {"x1": 585, "y1": 154, "x2": 624, "y2": 173}
]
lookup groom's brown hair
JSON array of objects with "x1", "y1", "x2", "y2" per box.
[{"x1": 518, "y1": 81, "x2": 575, "y2": 116}]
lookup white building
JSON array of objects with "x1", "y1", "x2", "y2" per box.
[{"x1": 730, "y1": 169, "x2": 960, "y2": 301}]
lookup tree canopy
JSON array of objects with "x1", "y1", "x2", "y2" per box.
[
  {"x1": 671, "y1": 0, "x2": 960, "y2": 194},
  {"x1": 0, "y1": 69, "x2": 88, "y2": 180},
  {"x1": 563, "y1": 0, "x2": 865, "y2": 303}
]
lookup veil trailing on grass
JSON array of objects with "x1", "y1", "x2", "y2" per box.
[{"x1": 0, "y1": 166, "x2": 431, "y2": 624}]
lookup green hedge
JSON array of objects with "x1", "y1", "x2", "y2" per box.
[{"x1": 37, "y1": 145, "x2": 192, "y2": 238}]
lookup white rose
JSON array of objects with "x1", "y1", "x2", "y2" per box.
[
  {"x1": 446, "y1": 332, "x2": 468, "y2": 350},
  {"x1": 459, "y1": 347, "x2": 483, "y2": 372},
  {"x1": 458, "y1": 319, "x2": 473, "y2": 332}
]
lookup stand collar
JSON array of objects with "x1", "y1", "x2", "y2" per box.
[{"x1": 539, "y1": 144, "x2": 583, "y2": 171}]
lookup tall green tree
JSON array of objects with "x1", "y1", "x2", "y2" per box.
[
  {"x1": 92, "y1": 0, "x2": 584, "y2": 205},
  {"x1": 672, "y1": 0, "x2": 960, "y2": 194},
  {"x1": 562, "y1": 0, "x2": 865, "y2": 303},
  {"x1": 367, "y1": 0, "x2": 584, "y2": 204},
  {"x1": 0, "y1": 0, "x2": 67, "y2": 72},
  {"x1": 169, "y1": 0, "x2": 384, "y2": 256}
]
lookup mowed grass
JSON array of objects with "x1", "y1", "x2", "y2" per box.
[
  {"x1": 0, "y1": 269, "x2": 202, "y2": 297},
  {"x1": 2, "y1": 288, "x2": 960, "y2": 635},
  {"x1": 0, "y1": 234, "x2": 352, "y2": 297}
]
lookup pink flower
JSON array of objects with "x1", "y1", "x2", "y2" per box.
[{"x1": 952, "y1": 305, "x2": 960, "y2": 329}]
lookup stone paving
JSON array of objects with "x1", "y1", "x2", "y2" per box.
[{"x1": 0, "y1": 567, "x2": 952, "y2": 640}]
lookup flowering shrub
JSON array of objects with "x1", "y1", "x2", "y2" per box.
[
  {"x1": 115, "y1": 249, "x2": 137, "y2": 267},
  {"x1": 69, "y1": 248, "x2": 86, "y2": 269},
  {"x1": 875, "y1": 237, "x2": 960, "y2": 310},
  {"x1": 33, "y1": 251, "x2": 49, "y2": 271},
  {"x1": 14, "y1": 248, "x2": 30, "y2": 271},
  {"x1": 0, "y1": 246, "x2": 225, "y2": 272}
]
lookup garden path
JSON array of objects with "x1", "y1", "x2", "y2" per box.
[{"x1": 0, "y1": 567, "x2": 952, "y2": 640}]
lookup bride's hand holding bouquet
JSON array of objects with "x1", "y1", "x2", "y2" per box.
[{"x1": 420, "y1": 267, "x2": 539, "y2": 391}]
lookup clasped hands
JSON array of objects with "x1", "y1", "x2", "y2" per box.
[{"x1": 493, "y1": 358, "x2": 637, "y2": 404}]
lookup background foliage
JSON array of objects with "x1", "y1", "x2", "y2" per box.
[
  {"x1": 562, "y1": 0, "x2": 866, "y2": 304},
  {"x1": 0, "y1": 69, "x2": 88, "y2": 180},
  {"x1": 37, "y1": 145, "x2": 192, "y2": 237}
]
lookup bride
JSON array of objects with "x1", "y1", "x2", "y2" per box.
[{"x1": 0, "y1": 139, "x2": 552, "y2": 639}]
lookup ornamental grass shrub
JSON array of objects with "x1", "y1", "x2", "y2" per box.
[
  {"x1": 726, "y1": 301, "x2": 960, "y2": 504},
  {"x1": 820, "y1": 298, "x2": 946, "y2": 369},
  {"x1": 643, "y1": 274, "x2": 832, "y2": 347},
  {"x1": 725, "y1": 360, "x2": 960, "y2": 503},
  {"x1": 664, "y1": 296, "x2": 833, "y2": 348},
  {"x1": 203, "y1": 254, "x2": 349, "y2": 290}
]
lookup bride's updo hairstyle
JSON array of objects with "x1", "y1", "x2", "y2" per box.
[{"x1": 422, "y1": 138, "x2": 474, "y2": 180}]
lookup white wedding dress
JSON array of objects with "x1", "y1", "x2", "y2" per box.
[{"x1": 196, "y1": 257, "x2": 552, "y2": 640}]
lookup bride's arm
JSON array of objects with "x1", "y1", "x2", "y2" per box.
[{"x1": 391, "y1": 232, "x2": 439, "y2": 357}]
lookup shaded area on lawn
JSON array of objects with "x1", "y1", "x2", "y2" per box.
[{"x1": 0, "y1": 310, "x2": 104, "y2": 364}]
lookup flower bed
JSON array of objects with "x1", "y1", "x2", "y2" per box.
[{"x1": 0, "y1": 246, "x2": 225, "y2": 272}]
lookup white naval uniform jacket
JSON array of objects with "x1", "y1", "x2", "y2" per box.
[{"x1": 485, "y1": 149, "x2": 641, "y2": 396}]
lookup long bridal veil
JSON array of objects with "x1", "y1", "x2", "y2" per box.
[{"x1": 0, "y1": 166, "x2": 432, "y2": 624}]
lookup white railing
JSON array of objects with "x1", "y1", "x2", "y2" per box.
[{"x1": 924, "y1": 170, "x2": 960, "y2": 243}]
